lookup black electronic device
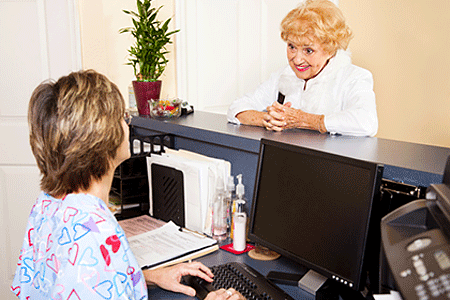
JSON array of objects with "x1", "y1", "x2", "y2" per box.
[
  {"x1": 277, "y1": 92, "x2": 285, "y2": 104},
  {"x1": 381, "y1": 182, "x2": 450, "y2": 300},
  {"x1": 247, "y1": 138, "x2": 384, "y2": 296},
  {"x1": 267, "y1": 271, "x2": 303, "y2": 286},
  {"x1": 183, "y1": 262, "x2": 294, "y2": 300}
]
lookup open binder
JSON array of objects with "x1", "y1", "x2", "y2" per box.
[{"x1": 119, "y1": 215, "x2": 218, "y2": 270}]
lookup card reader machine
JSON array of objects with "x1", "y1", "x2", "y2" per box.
[{"x1": 381, "y1": 182, "x2": 450, "y2": 300}]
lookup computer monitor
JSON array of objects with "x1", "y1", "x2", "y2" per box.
[{"x1": 248, "y1": 138, "x2": 384, "y2": 293}]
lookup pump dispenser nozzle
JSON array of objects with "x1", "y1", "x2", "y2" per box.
[{"x1": 236, "y1": 174, "x2": 245, "y2": 199}]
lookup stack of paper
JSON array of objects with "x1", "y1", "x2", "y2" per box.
[{"x1": 147, "y1": 149, "x2": 231, "y2": 235}]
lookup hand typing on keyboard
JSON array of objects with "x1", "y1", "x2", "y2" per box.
[
  {"x1": 184, "y1": 262, "x2": 294, "y2": 300},
  {"x1": 204, "y1": 288, "x2": 245, "y2": 300},
  {"x1": 143, "y1": 261, "x2": 245, "y2": 299},
  {"x1": 142, "y1": 261, "x2": 211, "y2": 296}
]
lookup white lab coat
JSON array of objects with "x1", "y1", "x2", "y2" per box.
[{"x1": 227, "y1": 50, "x2": 378, "y2": 136}]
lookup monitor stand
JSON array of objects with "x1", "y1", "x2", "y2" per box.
[
  {"x1": 267, "y1": 269, "x2": 369, "y2": 300},
  {"x1": 267, "y1": 269, "x2": 327, "y2": 296},
  {"x1": 298, "y1": 269, "x2": 328, "y2": 296}
]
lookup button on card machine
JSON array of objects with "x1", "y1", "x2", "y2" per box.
[{"x1": 381, "y1": 183, "x2": 450, "y2": 300}]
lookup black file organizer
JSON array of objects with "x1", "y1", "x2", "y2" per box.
[
  {"x1": 150, "y1": 163, "x2": 185, "y2": 227},
  {"x1": 375, "y1": 179, "x2": 428, "y2": 293},
  {"x1": 356, "y1": 178, "x2": 428, "y2": 295},
  {"x1": 111, "y1": 126, "x2": 178, "y2": 221}
]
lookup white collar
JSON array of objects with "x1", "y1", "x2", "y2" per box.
[
  {"x1": 278, "y1": 49, "x2": 352, "y2": 95},
  {"x1": 313, "y1": 49, "x2": 351, "y2": 82}
]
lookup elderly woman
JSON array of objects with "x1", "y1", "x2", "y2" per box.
[
  {"x1": 227, "y1": 0, "x2": 378, "y2": 136},
  {"x1": 11, "y1": 70, "x2": 243, "y2": 300}
]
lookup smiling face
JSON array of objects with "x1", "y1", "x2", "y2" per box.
[{"x1": 286, "y1": 36, "x2": 334, "y2": 81}]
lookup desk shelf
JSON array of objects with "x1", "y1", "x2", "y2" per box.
[{"x1": 111, "y1": 128, "x2": 174, "y2": 220}]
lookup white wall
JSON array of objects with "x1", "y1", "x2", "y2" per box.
[
  {"x1": 79, "y1": 0, "x2": 450, "y2": 148},
  {"x1": 175, "y1": 0, "x2": 301, "y2": 114},
  {"x1": 340, "y1": 0, "x2": 450, "y2": 147},
  {"x1": 78, "y1": 0, "x2": 178, "y2": 105},
  {"x1": 0, "y1": 0, "x2": 81, "y2": 297},
  {"x1": 78, "y1": 0, "x2": 301, "y2": 113}
]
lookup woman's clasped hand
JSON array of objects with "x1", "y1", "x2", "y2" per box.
[{"x1": 263, "y1": 101, "x2": 326, "y2": 133}]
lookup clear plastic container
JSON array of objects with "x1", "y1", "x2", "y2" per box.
[
  {"x1": 149, "y1": 98, "x2": 182, "y2": 119},
  {"x1": 212, "y1": 181, "x2": 227, "y2": 240}
]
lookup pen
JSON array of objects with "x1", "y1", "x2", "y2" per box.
[{"x1": 178, "y1": 226, "x2": 209, "y2": 239}]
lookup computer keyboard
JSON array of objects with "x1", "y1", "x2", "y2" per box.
[{"x1": 183, "y1": 262, "x2": 294, "y2": 300}]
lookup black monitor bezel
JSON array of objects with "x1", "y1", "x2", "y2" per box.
[{"x1": 247, "y1": 138, "x2": 384, "y2": 291}]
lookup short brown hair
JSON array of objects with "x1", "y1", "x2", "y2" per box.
[
  {"x1": 280, "y1": 0, "x2": 353, "y2": 54},
  {"x1": 28, "y1": 70, "x2": 125, "y2": 197}
]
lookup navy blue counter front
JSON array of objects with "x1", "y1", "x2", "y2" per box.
[
  {"x1": 130, "y1": 111, "x2": 450, "y2": 299},
  {"x1": 131, "y1": 111, "x2": 450, "y2": 209},
  {"x1": 147, "y1": 248, "x2": 314, "y2": 300}
]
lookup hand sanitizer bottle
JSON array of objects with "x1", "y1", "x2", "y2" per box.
[
  {"x1": 233, "y1": 199, "x2": 247, "y2": 252},
  {"x1": 232, "y1": 174, "x2": 246, "y2": 250}
]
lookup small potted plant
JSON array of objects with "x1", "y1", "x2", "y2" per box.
[{"x1": 120, "y1": 0, "x2": 179, "y2": 116}]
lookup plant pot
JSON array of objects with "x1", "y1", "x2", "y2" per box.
[{"x1": 132, "y1": 80, "x2": 162, "y2": 116}]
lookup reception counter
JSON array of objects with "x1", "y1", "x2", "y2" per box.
[{"x1": 131, "y1": 111, "x2": 450, "y2": 207}]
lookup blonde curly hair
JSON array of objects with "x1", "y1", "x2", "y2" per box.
[{"x1": 280, "y1": 0, "x2": 353, "y2": 54}]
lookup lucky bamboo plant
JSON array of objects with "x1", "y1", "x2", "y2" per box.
[{"x1": 120, "y1": 0, "x2": 179, "y2": 82}]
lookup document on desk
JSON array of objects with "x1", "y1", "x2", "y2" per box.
[
  {"x1": 126, "y1": 220, "x2": 218, "y2": 270},
  {"x1": 119, "y1": 214, "x2": 166, "y2": 237}
]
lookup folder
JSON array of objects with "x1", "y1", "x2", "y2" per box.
[
  {"x1": 147, "y1": 153, "x2": 203, "y2": 233},
  {"x1": 164, "y1": 149, "x2": 231, "y2": 233},
  {"x1": 147, "y1": 149, "x2": 231, "y2": 235}
]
